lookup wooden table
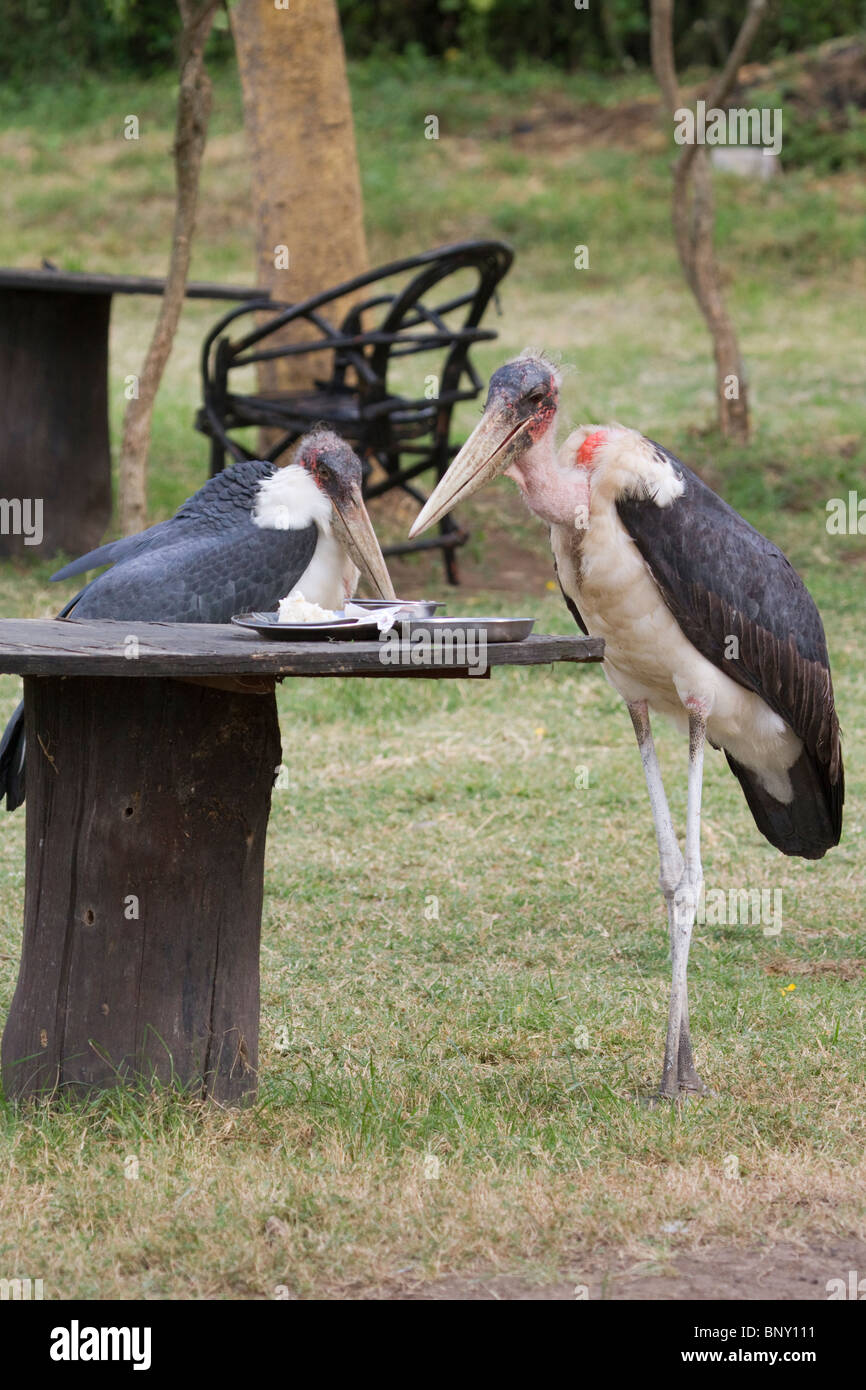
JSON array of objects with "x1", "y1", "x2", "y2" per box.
[
  {"x1": 0, "y1": 269, "x2": 269, "y2": 559},
  {"x1": 0, "y1": 619, "x2": 604, "y2": 1105}
]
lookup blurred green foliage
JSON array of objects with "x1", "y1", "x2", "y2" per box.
[
  {"x1": 0, "y1": 0, "x2": 864, "y2": 85},
  {"x1": 0, "y1": 0, "x2": 232, "y2": 83},
  {"x1": 338, "y1": 0, "x2": 864, "y2": 69}
]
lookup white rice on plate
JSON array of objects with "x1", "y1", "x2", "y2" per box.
[{"x1": 277, "y1": 592, "x2": 338, "y2": 624}]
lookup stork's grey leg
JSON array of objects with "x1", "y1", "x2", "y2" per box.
[
  {"x1": 628, "y1": 700, "x2": 683, "y2": 900},
  {"x1": 661, "y1": 709, "x2": 709, "y2": 1097},
  {"x1": 629, "y1": 700, "x2": 695, "y2": 1095},
  {"x1": 629, "y1": 701, "x2": 709, "y2": 1097}
]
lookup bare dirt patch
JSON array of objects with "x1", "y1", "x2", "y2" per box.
[
  {"x1": 379, "y1": 1238, "x2": 866, "y2": 1300},
  {"x1": 372, "y1": 483, "x2": 557, "y2": 599},
  {"x1": 482, "y1": 37, "x2": 866, "y2": 167},
  {"x1": 738, "y1": 38, "x2": 866, "y2": 126},
  {"x1": 496, "y1": 95, "x2": 666, "y2": 157},
  {"x1": 764, "y1": 957, "x2": 863, "y2": 981}
]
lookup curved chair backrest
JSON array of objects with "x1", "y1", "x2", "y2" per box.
[
  {"x1": 366, "y1": 241, "x2": 512, "y2": 399},
  {"x1": 196, "y1": 241, "x2": 514, "y2": 582},
  {"x1": 201, "y1": 241, "x2": 511, "y2": 420}
]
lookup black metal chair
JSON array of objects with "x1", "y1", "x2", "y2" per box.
[{"x1": 196, "y1": 240, "x2": 513, "y2": 583}]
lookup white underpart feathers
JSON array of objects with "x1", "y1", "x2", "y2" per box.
[
  {"x1": 549, "y1": 426, "x2": 802, "y2": 803},
  {"x1": 293, "y1": 531, "x2": 359, "y2": 611},
  {"x1": 253, "y1": 463, "x2": 359, "y2": 610},
  {"x1": 253, "y1": 464, "x2": 333, "y2": 533}
]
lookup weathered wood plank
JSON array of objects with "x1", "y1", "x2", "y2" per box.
[
  {"x1": 0, "y1": 268, "x2": 269, "y2": 301},
  {"x1": 0, "y1": 620, "x2": 604, "y2": 677},
  {"x1": 1, "y1": 676, "x2": 281, "y2": 1103}
]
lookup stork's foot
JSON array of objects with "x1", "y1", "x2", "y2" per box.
[
  {"x1": 658, "y1": 1063, "x2": 712, "y2": 1101},
  {"x1": 680, "y1": 1068, "x2": 711, "y2": 1096},
  {"x1": 659, "y1": 1032, "x2": 711, "y2": 1098},
  {"x1": 677, "y1": 1032, "x2": 710, "y2": 1095}
]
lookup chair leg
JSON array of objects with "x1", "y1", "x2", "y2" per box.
[
  {"x1": 442, "y1": 518, "x2": 460, "y2": 586},
  {"x1": 209, "y1": 436, "x2": 225, "y2": 478},
  {"x1": 430, "y1": 437, "x2": 461, "y2": 586}
]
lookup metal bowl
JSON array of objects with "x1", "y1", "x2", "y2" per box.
[
  {"x1": 349, "y1": 599, "x2": 443, "y2": 619},
  {"x1": 400, "y1": 616, "x2": 535, "y2": 642}
]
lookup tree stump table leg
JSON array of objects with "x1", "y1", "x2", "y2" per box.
[{"x1": 1, "y1": 675, "x2": 281, "y2": 1104}]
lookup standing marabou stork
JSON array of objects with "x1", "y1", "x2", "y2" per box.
[
  {"x1": 0, "y1": 430, "x2": 394, "y2": 811},
  {"x1": 409, "y1": 352, "x2": 844, "y2": 1098}
]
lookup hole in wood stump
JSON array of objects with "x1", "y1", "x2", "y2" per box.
[
  {"x1": 123, "y1": 805, "x2": 134, "y2": 818},
  {"x1": 83, "y1": 908, "x2": 95, "y2": 926}
]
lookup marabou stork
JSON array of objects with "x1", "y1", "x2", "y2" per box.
[
  {"x1": 0, "y1": 430, "x2": 394, "y2": 812},
  {"x1": 409, "y1": 352, "x2": 844, "y2": 1098}
]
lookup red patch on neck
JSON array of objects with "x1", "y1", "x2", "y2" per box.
[{"x1": 576, "y1": 430, "x2": 608, "y2": 467}]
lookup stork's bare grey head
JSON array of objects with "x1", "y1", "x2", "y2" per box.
[
  {"x1": 409, "y1": 353, "x2": 560, "y2": 537},
  {"x1": 295, "y1": 431, "x2": 363, "y2": 509},
  {"x1": 294, "y1": 431, "x2": 395, "y2": 599},
  {"x1": 485, "y1": 355, "x2": 559, "y2": 429}
]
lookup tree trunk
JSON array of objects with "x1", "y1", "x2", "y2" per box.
[
  {"x1": 229, "y1": 0, "x2": 368, "y2": 404},
  {"x1": 117, "y1": 0, "x2": 219, "y2": 534},
  {"x1": 651, "y1": 0, "x2": 767, "y2": 444}
]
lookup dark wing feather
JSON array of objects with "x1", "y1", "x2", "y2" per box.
[
  {"x1": 616, "y1": 443, "x2": 843, "y2": 847},
  {"x1": 550, "y1": 527, "x2": 588, "y2": 633},
  {"x1": 3, "y1": 463, "x2": 314, "y2": 813},
  {"x1": 51, "y1": 461, "x2": 277, "y2": 582},
  {"x1": 51, "y1": 527, "x2": 174, "y2": 582},
  {"x1": 51, "y1": 460, "x2": 322, "y2": 623},
  {"x1": 70, "y1": 518, "x2": 318, "y2": 623}
]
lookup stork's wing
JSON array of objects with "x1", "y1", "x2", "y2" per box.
[
  {"x1": 616, "y1": 444, "x2": 843, "y2": 840},
  {"x1": 69, "y1": 518, "x2": 318, "y2": 624},
  {"x1": 554, "y1": 567, "x2": 588, "y2": 634},
  {"x1": 51, "y1": 522, "x2": 179, "y2": 582},
  {"x1": 51, "y1": 460, "x2": 276, "y2": 582}
]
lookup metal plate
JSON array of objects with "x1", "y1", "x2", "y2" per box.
[{"x1": 231, "y1": 612, "x2": 382, "y2": 641}]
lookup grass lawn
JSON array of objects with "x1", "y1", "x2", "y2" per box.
[{"x1": 0, "y1": 53, "x2": 864, "y2": 1299}]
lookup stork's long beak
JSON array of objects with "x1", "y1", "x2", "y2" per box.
[
  {"x1": 409, "y1": 407, "x2": 531, "y2": 538},
  {"x1": 330, "y1": 483, "x2": 396, "y2": 600}
]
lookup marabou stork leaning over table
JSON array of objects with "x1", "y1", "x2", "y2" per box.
[
  {"x1": 409, "y1": 352, "x2": 844, "y2": 1099},
  {"x1": 0, "y1": 430, "x2": 395, "y2": 812}
]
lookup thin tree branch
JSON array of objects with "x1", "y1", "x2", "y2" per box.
[
  {"x1": 706, "y1": 0, "x2": 769, "y2": 112},
  {"x1": 117, "y1": 0, "x2": 220, "y2": 533},
  {"x1": 650, "y1": 0, "x2": 764, "y2": 443},
  {"x1": 654, "y1": 0, "x2": 768, "y2": 178},
  {"x1": 650, "y1": 0, "x2": 681, "y2": 116}
]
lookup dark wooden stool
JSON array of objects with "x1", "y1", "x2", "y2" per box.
[{"x1": 0, "y1": 270, "x2": 269, "y2": 560}]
